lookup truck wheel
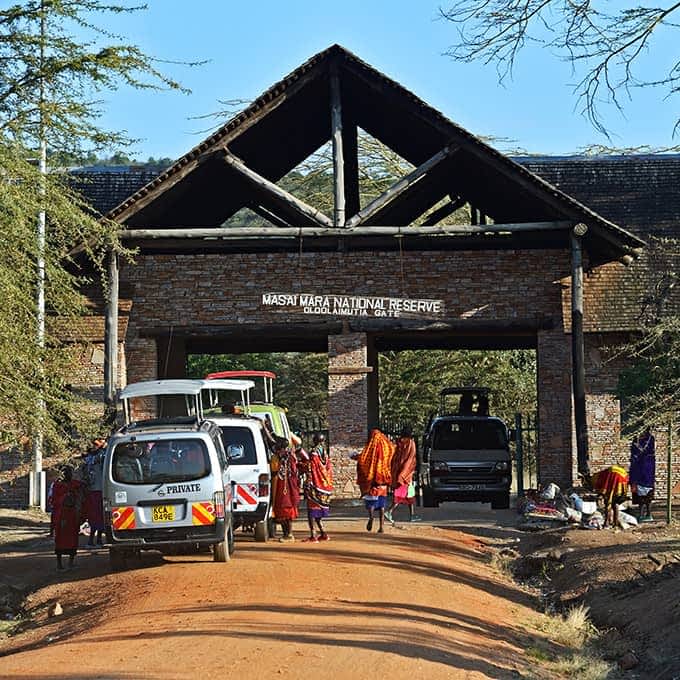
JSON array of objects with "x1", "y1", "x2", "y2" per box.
[
  {"x1": 254, "y1": 520, "x2": 268, "y2": 542},
  {"x1": 213, "y1": 537, "x2": 230, "y2": 563},
  {"x1": 491, "y1": 493, "x2": 510, "y2": 510},
  {"x1": 109, "y1": 548, "x2": 126, "y2": 571},
  {"x1": 422, "y1": 488, "x2": 439, "y2": 508}
]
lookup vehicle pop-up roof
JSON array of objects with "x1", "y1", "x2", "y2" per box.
[
  {"x1": 439, "y1": 387, "x2": 490, "y2": 415},
  {"x1": 118, "y1": 379, "x2": 206, "y2": 425},
  {"x1": 200, "y1": 378, "x2": 255, "y2": 414},
  {"x1": 118, "y1": 378, "x2": 255, "y2": 425},
  {"x1": 205, "y1": 370, "x2": 276, "y2": 403}
]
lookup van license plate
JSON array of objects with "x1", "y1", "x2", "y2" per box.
[
  {"x1": 455, "y1": 484, "x2": 484, "y2": 490},
  {"x1": 152, "y1": 505, "x2": 175, "y2": 522}
]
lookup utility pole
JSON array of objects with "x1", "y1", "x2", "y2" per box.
[{"x1": 30, "y1": 1, "x2": 47, "y2": 510}]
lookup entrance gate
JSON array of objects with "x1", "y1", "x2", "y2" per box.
[{"x1": 87, "y1": 45, "x2": 645, "y2": 498}]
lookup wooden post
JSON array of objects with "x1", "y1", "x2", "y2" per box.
[
  {"x1": 342, "y1": 118, "x2": 360, "y2": 219},
  {"x1": 104, "y1": 248, "x2": 119, "y2": 407},
  {"x1": 330, "y1": 63, "x2": 345, "y2": 227},
  {"x1": 571, "y1": 224, "x2": 589, "y2": 477},
  {"x1": 667, "y1": 422, "x2": 673, "y2": 525}
]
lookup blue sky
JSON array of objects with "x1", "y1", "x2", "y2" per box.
[{"x1": 94, "y1": 0, "x2": 678, "y2": 161}]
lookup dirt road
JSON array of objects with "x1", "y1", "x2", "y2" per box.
[{"x1": 1, "y1": 513, "x2": 556, "y2": 679}]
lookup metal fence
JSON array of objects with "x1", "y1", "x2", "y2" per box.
[{"x1": 514, "y1": 412, "x2": 538, "y2": 496}]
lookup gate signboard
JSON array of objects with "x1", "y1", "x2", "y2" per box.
[{"x1": 261, "y1": 292, "x2": 445, "y2": 318}]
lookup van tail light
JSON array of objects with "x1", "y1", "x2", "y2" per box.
[
  {"x1": 103, "y1": 498, "x2": 112, "y2": 526},
  {"x1": 213, "y1": 491, "x2": 226, "y2": 519},
  {"x1": 258, "y1": 473, "x2": 270, "y2": 497}
]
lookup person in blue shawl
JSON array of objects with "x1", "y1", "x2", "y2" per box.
[{"x1": 629, "y1": 427, "x2": 656, "y2": 521}]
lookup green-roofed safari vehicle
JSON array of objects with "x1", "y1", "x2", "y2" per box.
[{"x1": 204, "y1": 370, "x2": 291, "y2": 443}]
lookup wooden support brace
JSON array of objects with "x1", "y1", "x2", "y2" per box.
[
  {"x1": 345, "y1": 144, "x2": 459, "y2": 228},
  {"x1": 219, "y1": 150, "x2": 333, "y2": 228},
  {"x1": 420, "y1": 195, "x2": 466, "y2": 226}
]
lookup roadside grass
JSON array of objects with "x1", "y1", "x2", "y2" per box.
[
  {"x1": 489, "y1": 549, "x2": 618, "y2": 678},
  {"x1": 0, "y1": 616, "x2": 24, "y2": 638},
  {"x1": 533, "y1": 605, "x2": 616, "y2": 679},
  {"x1": 489, "y1": 550, "x2": 515, "y2": 579}
]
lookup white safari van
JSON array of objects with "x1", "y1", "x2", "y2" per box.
[
  {"x1": 200, "y1": 379, "x2": 273, "y2": 542},
  {"x1": 103, "y1": 380, "x2": 236, "y2": 567}
]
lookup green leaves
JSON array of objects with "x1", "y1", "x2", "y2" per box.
[{"x1": 0, "y1": 2, "x2": 189, "y2": 453}]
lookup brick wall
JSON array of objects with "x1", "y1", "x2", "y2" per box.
[
  {"x1": 120, "y1": 249, "x2": 570, "y2": 328},
  {"x1": 584, "y1": 336, "x2": 680, "y2": 500},
  {"x1": 0, "y1": 447, "x2": 31, "y2": 508}
]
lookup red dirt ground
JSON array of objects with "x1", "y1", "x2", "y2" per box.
[{"x1": 0, "y1": 512, "x2": 558, "y2": 680}]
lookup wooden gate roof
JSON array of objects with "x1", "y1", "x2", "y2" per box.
[{"x1": 92, "y1": 45, "x2": 645, "y2": 260}]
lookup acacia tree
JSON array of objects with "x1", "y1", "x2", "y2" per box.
[
  {"x1": 440, "y1": 1, "x2": 680, "y2": 140},
  {"x1": 616, "y1": 237, "x2": 680, "y2": 432},
  {"x1": 0, "y1": 1, "x2": 190, "y2": 454}
]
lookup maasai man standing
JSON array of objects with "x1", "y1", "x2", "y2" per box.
[
  {"x1": 271, "y1": 435, "x2": 301, "y2": 542},
  {"x1": 386, "y1": 425, "x2": 419, "y2": 524},
  {"x1": 356, "y1": 429, "x2": 395, "y2": 533},
  {"x1": 300, "y1": 433, "x2": 333, "y2": 542},
  {"x1": 51, "y1": 466, "x2": 85, "y2": 571}
]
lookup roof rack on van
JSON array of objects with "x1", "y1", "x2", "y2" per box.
[
  {"x1": 121, "y1": 415, "x2": 202, "y2": 433},
  {"x1": 439, "y1": 387, "x2": 489, "y2": 397},
  {"x1": 205, "y1": 370, "x2": 276, "y2": 403}
]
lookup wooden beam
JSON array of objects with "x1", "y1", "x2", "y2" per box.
[
  {"x1": 571, "y1": 225, "x2": 590, "y2": 476},
  {"x1": 119, "y1": 220, "x2": 573, "y2": 240},
  {"x1": 219, "y1": 150, "x2": 333, "y2": 228},
  {"x1": 103, "y1": 249, "x2": 119, "y2": 406},
  {"x1": 249, "y1": 203, "x2": 291, "y2": 228},
  {"x1": 420, "y1": 196, "x2": 466, "y2": 226},
  {"x1": 345, "y1": 144, "x2": 458, "y2": 227},
  {"x1": 330, "y1": 63, "x2": 345, "y2": 226}
]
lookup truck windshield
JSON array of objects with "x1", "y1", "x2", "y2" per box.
[
  {"x1": 432, "y1": 420, "x2": 507, "y2": 450},
  {"x1": 111, "y1": 439, "x2": 210, "y2": 485}
]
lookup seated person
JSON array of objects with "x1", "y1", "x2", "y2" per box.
[{"x1": 178, "y1": 443, "x2": 206, "y2": 478}]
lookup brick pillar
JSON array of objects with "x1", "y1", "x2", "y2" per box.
[
  {"x1": 328, "y1": 332, "x2": 369, "y2": 499},
  {"x1": 123, "y1": 333, "x2": 158, "y2": 421},
  {"x1": 536, "y1": 329, "x2": 574, "y2": 487},
  {"x1": 366, "y1": 334, "x2": 379, "y2": 431}
]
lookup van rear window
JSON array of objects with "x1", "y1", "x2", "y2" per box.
[
  {"x1": 112, "y1": 439, "x2": 210, "y2": 485},
  {"x1": 219, "y1": 426, "x2": 257, "y2": 465},
  {"x1": 432, "y1": 421, "x2": 507, "y2": 450}
]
